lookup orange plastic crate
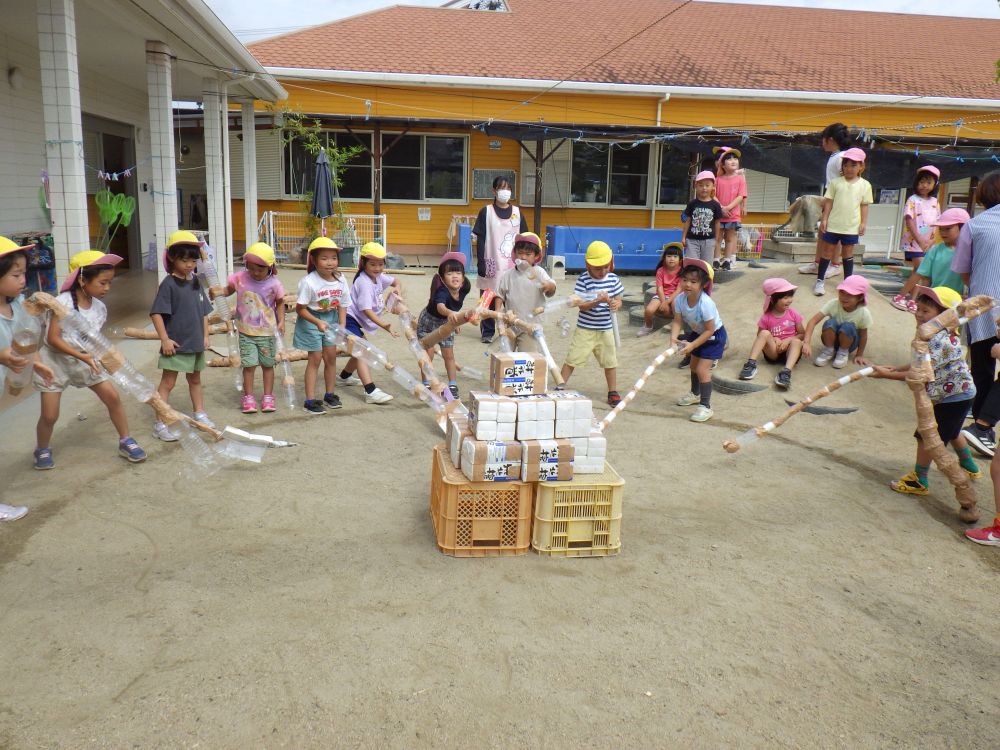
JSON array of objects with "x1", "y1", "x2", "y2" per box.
[
  {"x1": 430, "y1": 444, "x2": 533, "y2": 557},
  {"x1": 532, "y1": 463, "x2": 624, "y2": 557}
]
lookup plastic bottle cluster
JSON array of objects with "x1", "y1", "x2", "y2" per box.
[
  {"x1": 196, "y1": 247, "x2": 241, "y2": 392},
  {"x1": 5, "y1": 309, "x2": 42, "y2": 396}
]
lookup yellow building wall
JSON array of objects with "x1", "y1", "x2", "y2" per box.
[{"x1": 236, "y1": 79, "x2": 997, "y2": 254}]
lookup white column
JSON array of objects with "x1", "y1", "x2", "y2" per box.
[
  {"x1": 37, "y1": 0, "x2": 88, "y2": 281},
  {"x1": 241, "y1": 101, "x2": 259, "y2": 249},
  {"x1": 220, "y1": 90, "x2": 233, "y2": 276},
  {"x1": 202, "y1": 77, "x2": 230, "y2": 276},
  {"x1": 145, "y1": 40, "x2": 177, "y2": 281}
]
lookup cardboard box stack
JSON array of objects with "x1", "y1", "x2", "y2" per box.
[{"x1": 453, "y1": 352, "x2": 605, "y2": 481}]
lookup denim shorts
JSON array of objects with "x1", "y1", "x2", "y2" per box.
[
  {"x1": 822, "y1": 319, "x2": 860, "y2": 352},
  {"x1": 293, "y1": 308, "x2": 337, "y2": 352},
  {"x1": 904, "y1": 250, "x2": 925, "y2": 262},
  {"x1": 719, "y1": 221, "x2": 741, "y2": 231},
  {"x1": 822, "y1": 231, "x2": 860, "y2": 246}
]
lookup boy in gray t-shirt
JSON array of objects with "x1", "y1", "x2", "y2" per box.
[{"x1": 495, "y1": 232, "x2": 556, "y2": 352}]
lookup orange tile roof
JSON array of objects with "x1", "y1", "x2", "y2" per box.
[{"x1": 249, "y1": 0, "x2": 1000, "y2": 100}]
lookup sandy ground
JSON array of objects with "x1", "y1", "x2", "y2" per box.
[{"x1": 1, "y1": 263, "x2": 999, "y2": 749}]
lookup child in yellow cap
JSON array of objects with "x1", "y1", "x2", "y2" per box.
[
  {"x1": 150, "y1": 231, "x2": 215, "y2": 441},
  {"x1": 210, "y1": 242, "x2": 286, "y2": 414},
  {"x1": 872, "y1": 286, "x2": 979, "y2": 495},
  {"x1": 560, "y1": 241, "x2": 624, "y2": 406},
  {"x1": 33, "y1": 249, "x2": 147, "y2": 468}
]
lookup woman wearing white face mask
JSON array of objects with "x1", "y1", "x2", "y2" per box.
[{"x1": 472, "y1": 176, "x2": 528, "y2": 342}]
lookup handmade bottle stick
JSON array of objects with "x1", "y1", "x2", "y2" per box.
[
  {"x1": 198, "y1": 246, "x2": 241, "y2": 390},
  {"x1": 271, "y1": 325, "x2": 297, "y2": 411},
  {"x1": 722, "y1": 367, "x2": 875, "y2": 453},
  {"x1": 905, "y1": 294, "x2": 995, "y2": 522},
  {"x1": 24, "y1": 292, "x2": 224, "y2": 472},
  {"x1": 4, "y1": 306, "x2": 42, "y2": 396},
  {"x1": 477, "y1": 308, "x2": 564, "y2": 385},
  {"x1": 384, "y1": 292, "x2": 446, "y2": 397},
  {"x1": 111, "y1": 322, "x2": 231, "y2": 340},
  {"x1": 598, "y1": 345, "x2": 678, "y2": 432}
]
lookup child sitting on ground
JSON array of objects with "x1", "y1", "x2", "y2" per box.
[
  {"x1": 671, "y1": 258, "x2": 727, "y2": 423},
  {"x1": 871, "y1": 286, "x2": 979, "y2": 495},
  {"x1": 416, "y1": 251, "x2": 472, "y2": 398},
  {"x1": 212, "y1": 242, "x2": 285, "y2": 414},
  {"x1": 803, "y1": 274, "x2": 872, "y2": 368},
  {"x1": 637, "y1": 242, "x2": 682, "y2": 337},
  {"x1": 739, "y1": 278, "x2": 805, "y2": 390},
  {"x1": 495, "y1": 232, "x2": 556, "y2": 350},
  {"x1": 560, "y1": 240, "x2": 624, "y2": 406}
]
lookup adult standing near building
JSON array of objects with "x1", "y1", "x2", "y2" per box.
[
  {"x1": 473, "y1": 176, "x2": 528, "y2": 343},
  {"x1": 951, "y1": 172, "x2": 1000, "y2": 456}
]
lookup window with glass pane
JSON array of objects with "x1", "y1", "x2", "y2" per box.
[
  {"x1": 571, "y1": 142, "x2": 608, "y2": 203},
  {"x1": 382, "y1": 134, "x2": 421, "y2": 200},
  {"x1": 284, "y1": 133, "x2": 329, "y2": 196},
  {"x1": 609, "y1": 143, "x2": 649, "y2": 205},
  {"x1": 332, "y1": 133, "x2": 372, "y2": 200},
  {"x1": 425, "y1": 136, "x2": 465, "y2": 200},
  {"x1": 658, "y1": 145, "x2": 692, "y2": 205}
]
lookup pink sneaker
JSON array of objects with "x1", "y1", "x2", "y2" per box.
[
  {"x1": 965, "y1": 522, "x2": 1000, "y2": 546},
  {"x1": 891, "y1": 293, "x2": 912, "y2": 311},
  {"x1": 260, "y1": 394, "x2": 277, "y2": 413},
  {"x1": 241, "y1": 393, "x2": 258, "y2": 413}
]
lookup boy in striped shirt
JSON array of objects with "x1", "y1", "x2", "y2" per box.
[{"x1": 560, "y1": 241, "x2": 625, "y2": 406}]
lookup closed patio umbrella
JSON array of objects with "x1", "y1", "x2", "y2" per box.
[{"x1": 310, "y1": 147, "x2": 334, "y2": 236}]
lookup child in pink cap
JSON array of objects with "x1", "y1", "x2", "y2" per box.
[
  {"x1": 714, "y1": 147, "x2": 748, "y2": 271},
  {"x1": 681, "y1": 171, "x2": 724, "y2": 266},
  {"x1": 803, "y1": 274, "x2": 873, "y2": 369},
  {"x1": 738, "y1": 277, "x2": 805, "y2": 389},
  {"x1": 815, "y1": 148, "x2": 873, "y2": 296},
  {"x1": 417, "y1": 251, "x2": 473, "y2": 399},
  {"x1": 891, "y1": 166, "x2": 942, "y2": 312},
  {"x1": 891, "y1": 207, "x2": 968, "y2": 313}
]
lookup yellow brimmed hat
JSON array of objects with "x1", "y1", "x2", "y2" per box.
[
  {"x1": 167, "y1": 230, "x2": 201, "y2": 249},
  {"x1": 59, "y1": 249, "x2": 123, "y2": 293},
  {"x1": 0, "y1": 236, "x2": 33, "y2": 258},
  {"x1": 585, "y1": 240, "x2": 613, "y2": 267},
  {"x1": 915, "y1": 285, "x2": 962, "y2": 311},
  {"x1": 307, "y1": 236, "x2": 341, "y2": 253},
  {"x1": 244, "y1": 242, "x2": 277, "y2": 273},
  {"x1": 359, "y1": 241, "x2": 387, "y2": 259}
]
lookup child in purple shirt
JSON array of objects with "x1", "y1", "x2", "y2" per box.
[{"x1": 340, "y1": 242, "x2": 402, "y2": 405}]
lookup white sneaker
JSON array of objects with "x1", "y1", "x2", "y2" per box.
[
  {"x1": 677, "y1": 392, "x2": 700, "y2": 406},
  {"x1": 193, "y1": 411, "x2": 215, "y2": 429},
  {"x1": 798, "y1": 261, "x2": 819, "y2": 275},
  {"x1": 0, "y1": 503, "x2": 28, "y2": 522},
  {"x1": 813, "y1": 279, "x2": 825, "y2": 296},
  {"x1": 636, "y1": 326, "x2": 653, "y2": 337},
  {"x1": 832, "y1": 349, "x2": 850, "y2": 368},
  {"x1": 365, "y1": 387, "x2": 393, "y2": 404},
  {"x1": 690, "y1": 405, "x2": 713, "y2": 422},
  {"x1": 814, "y1": 346, "x2": 835, "y2": 367},
  {"x1": 338, "y1": 372, "x2": 363, "y2": 386},
  {"x1": 824, "y1": 263, "x2": 843, "y2": 279},
  {"x1": 153, "y1": 421, "x2": 179, "y2": 442}
]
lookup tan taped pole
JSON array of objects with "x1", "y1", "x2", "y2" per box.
[{"x1": 598, "y1": 345, "x2": 678, "y2": 432}]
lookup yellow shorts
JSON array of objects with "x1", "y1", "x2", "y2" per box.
[{"x1": 565, "y1": 328, "x2": 617, "y2": 369}]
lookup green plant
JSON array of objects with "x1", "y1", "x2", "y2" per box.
[{"x1": 268, "y1": 105, "x2": 362, "y2": 242}]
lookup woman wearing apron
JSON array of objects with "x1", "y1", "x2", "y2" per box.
[{"x1": 472, "y1": 176, "x2": 528, "y2": 342}]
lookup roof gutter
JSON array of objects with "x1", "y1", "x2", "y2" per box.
[{"x1": 265, "y1": 67, "x2": 1000, "y2": 111}]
